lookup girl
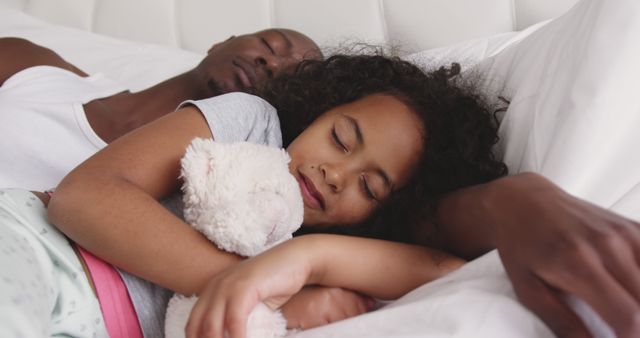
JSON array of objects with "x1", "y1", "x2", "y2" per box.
[{"x1": 0, "y1": 54, "x2": 505, "y2": 337}]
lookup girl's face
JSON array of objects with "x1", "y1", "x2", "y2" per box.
[{"x1": 287, "y1": 94, "x2": 425, "y2": 227}]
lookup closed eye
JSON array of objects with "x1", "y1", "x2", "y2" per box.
[
  {"x1": 332, "y1": 127, "x2": 348, "y2": 153},
  {"x1": 261, "y1": 37, "x2": 275, "y2": 54},
  {"x1": 360, "y1": 176, "x2": 378, "y2": 201}
]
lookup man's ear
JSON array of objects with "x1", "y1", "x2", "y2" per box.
[{"x1": 208, "y1": 35, "x2": 236, "y2": 54}]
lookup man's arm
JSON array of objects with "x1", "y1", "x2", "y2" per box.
[
  {"x1": 0, "y1": 37, "x2": 87, "y2": 85},
  {"x1": 430, "y1": 179, "x2": 499, "y2": 259},
  {"x1": 434, "y1": 172, "x2": 640, "y2": 338}
]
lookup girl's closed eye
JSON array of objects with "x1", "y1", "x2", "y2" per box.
[
  {"x1": 331, "y1": 127, "x2": 348, "y2": 153},
  {"x1": 360, "y1": 175, "x2": 378, "y2": 201},
  {"x1": 332, "y1": 117, "x2": 358, "y2": 153}
]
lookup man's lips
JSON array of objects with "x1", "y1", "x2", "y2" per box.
[
  {"x1": 298, "y1": 172, "x2": 325, "y2": 210},
  {"x1": 232, "y1": 59, "x2": 257, "y2": 89}
]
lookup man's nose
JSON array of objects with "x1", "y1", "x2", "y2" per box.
[{"x1": 255, "y1": 54, "x2": 283, "y2": 78}]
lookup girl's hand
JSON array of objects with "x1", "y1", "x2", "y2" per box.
[
  {"x1": 487, "y1": 173, "x2": 640, "y2": 338},
  {"x1": 185, "y1": 237, "x2": 314, "y2": 338},
  {"x1": 281, "y1": 286, "x2": 375, "y2": 330}
]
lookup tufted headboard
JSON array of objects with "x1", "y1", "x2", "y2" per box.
[{"x1": 1, "y1": 0, "x2": 578, "y2": 54}]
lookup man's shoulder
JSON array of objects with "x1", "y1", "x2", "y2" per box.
[{"x1": 0, "y1": 38, "x2": 87, "y2": 86}]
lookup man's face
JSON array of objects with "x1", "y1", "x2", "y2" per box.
[{"x1": 197, "y1": 29, "x2": 321, "y2": 96}]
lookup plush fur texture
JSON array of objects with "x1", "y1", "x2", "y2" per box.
[{"x1": 164, "y1": 138, "x2": 304, "y2": 338}]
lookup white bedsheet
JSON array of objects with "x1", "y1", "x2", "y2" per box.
[
  {"x1": 293, "y1": 249, "x2": 615, "y2": 338},
  {"x1": 292, "y1": 250, "x2": 553, "y2": 338}
]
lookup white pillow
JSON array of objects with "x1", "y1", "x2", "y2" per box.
[
  {"x1": 474, "y1": 0, "x2": 640, "y2": 221},
  {"x1": 403, "y1": 23, "x2": 539, "y2": 72},
  {"x1": 0, "y1": 9, "x2": 202, "y2": 92}
]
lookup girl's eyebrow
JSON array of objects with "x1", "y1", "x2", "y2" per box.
[
  {"x1": 341, "y1": 114, "x2": 393, "y2": 191},
  {"x1": 342, "y1": 114, "x2": 363, "y2": 145}
]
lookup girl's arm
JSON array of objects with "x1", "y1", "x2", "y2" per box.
[
  {"x1": 305, "y1": 235, "x2": 462, "y2": 299},
  {"x1": 48, "y1": 106, "x2": 241, "y2": 295},
  {"x1": 433, "y1": 172, "x2": 640, "y2": 338},
  {"x1": 185, "y1": 234, "x2": 463, "y2": 338}
]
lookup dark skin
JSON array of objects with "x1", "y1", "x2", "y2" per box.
[{"x1": 0, "y1": 28, "x2": 320, "y2": 143}]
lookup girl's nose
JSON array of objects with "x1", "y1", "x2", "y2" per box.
[{"x1": 319, "y1": 162, "x2": 345, "y2": 193}]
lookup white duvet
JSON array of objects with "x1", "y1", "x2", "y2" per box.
[{"x1": 2, "y1": 0, "x2": 638, "y2": 336}]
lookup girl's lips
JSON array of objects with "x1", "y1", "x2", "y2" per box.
[{"x1": 298, "y1": 173, "x2": 324, "y2": 210}]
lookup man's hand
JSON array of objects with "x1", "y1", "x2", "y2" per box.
[
  {"x1": 488, "y1": 173, "x2": 640, "y2": 338},
  {"x1": 281, "y1": 286, "x2": 375, "y2": 330}
]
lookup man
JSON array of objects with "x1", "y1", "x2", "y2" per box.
[{"x1": 0, "y1": 29, "x2": 322, "y2": 190}]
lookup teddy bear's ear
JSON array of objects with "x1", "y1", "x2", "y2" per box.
[{"x1": 180, "y1": 138, "x2": 221, "y2": 211}]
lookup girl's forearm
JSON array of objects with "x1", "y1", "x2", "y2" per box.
[
  {"x1": 48, "y1": 174, "x2": 241, "y2": 295},
  {"x1": 300, "y1": 234, "x2": 464, "y2": 300}
]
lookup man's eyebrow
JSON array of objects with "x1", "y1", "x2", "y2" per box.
[
  {"x1": 274, "y1": 29, "x2": 293, "y2": 48},
  {"x1": 342, "y1": 114, "x2": 393, "y2": 191}
]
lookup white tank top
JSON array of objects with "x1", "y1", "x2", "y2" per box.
[{"x1": 0, "y1": 66, "x2": 127, "y2": 190}]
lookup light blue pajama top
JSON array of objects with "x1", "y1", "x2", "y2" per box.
[{"x1": 118, "y1": 92, "x2": 282, "y2": 337}]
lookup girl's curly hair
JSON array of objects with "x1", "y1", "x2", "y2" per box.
[{"x1": 261, "y1": 53, "x2": 508, "y2": 244}]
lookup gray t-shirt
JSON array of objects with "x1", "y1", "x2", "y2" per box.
[{"x1": 118, "y1": 92, "x2": 282, "y2": 337}]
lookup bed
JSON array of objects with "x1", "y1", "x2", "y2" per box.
[{"x1": 2, "y1": 0, "x2": 638, "y2": 337}]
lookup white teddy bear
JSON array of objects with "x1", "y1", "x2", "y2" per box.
[{"x1": 164, "y1": 138, "x2": 304, "y2": 338}]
